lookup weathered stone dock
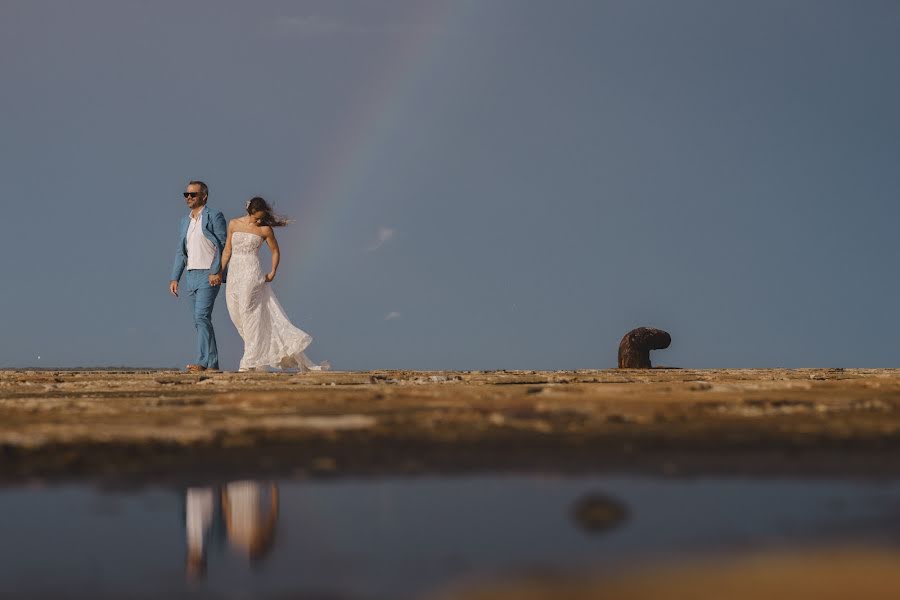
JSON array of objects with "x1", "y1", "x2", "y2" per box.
[{"x1": 2, "y1": 368, "x2": 899, "y2": 481}]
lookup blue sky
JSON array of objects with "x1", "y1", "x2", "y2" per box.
[{"x1": 2, "y1": 0, "x2": 900, "y2": 370}]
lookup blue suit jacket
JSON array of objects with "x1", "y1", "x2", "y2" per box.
[{"x1": 170, "y1": 205, "x2": 228, "y2": 282}]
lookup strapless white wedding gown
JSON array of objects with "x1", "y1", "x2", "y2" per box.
[{"x1": 225, "y1": 231, "x2": 328, "y2": 372}]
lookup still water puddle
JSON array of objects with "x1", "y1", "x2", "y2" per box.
[{"x1": 1, "y1": 474, "x2": 898, "y2": 598}]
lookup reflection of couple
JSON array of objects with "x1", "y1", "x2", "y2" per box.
[
  {"x1": 186, "y1": 481, "x2": 280, "y2": 578},
  {"x1": 169, "y1": 180, "x2": 328, "y2": 373}
]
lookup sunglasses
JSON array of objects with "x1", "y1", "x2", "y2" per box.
[{"x1": 183, "y1": 192, "x2": 201, "y2": 198}]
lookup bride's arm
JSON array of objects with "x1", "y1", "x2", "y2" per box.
[
  {"x1": 264, "y1": 227, "x2": 279, "y2": 282},
  {"x1": 221, "y1": 221, "x2": 235, "y2": 273}
]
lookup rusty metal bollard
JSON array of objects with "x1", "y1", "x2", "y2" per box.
[{"x1": 617, "y1": 327, "x2": 671, "y2": 368}]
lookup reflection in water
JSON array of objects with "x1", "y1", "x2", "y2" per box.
[
  {"x1": 185, "y1": 481, "x2": 279, "y2": 580},
  {"x1": 185, "y1": 486, "x2": 215, "y2": 578},
  {"x1": 1, "y1": 476, "x2": 898, "y2": 599},
  {"x1": 572, "y1": 492, "x2": 629, "y2": 534},
  {"x1": 222, "y1": 481, "x2": 279, "y2": 561}
]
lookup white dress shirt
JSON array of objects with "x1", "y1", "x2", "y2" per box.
[{"x1": 186, "y1": 210, "x2": 216, "y2": 270}]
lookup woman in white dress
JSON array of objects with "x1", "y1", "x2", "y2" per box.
[{"x1": 220, "y1": 197, "x2": 329, "y2": 372}]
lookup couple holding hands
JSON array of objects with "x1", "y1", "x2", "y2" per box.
[{"x1": 169, "y1": 180, "x2": 328, "y2": 373}]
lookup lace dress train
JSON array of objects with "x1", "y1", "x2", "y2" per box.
[{"x1": 225, "y1": 231, "x2": 328, "y2": 372}]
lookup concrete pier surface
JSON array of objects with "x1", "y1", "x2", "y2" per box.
[{"x1": 1, "y1": 368, "x2": 899, "y2": 481}]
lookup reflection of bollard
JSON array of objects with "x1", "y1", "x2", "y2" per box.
[
  {"x1": 618, "y1": 327, "x2": 671, "y2": 369},
  {"x1": 572, "y1": 493, "x2": 628, "y2": 534}
]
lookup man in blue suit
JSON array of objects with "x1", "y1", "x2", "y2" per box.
[{"x1": 169, "y1": 180, "x2": 227, "y2": 372}]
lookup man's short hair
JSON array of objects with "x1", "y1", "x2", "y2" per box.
[{"x1": 189, "y1": 180, "x2": 209, "y2": 198}]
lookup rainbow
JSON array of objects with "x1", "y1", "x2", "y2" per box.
[{"x1": 287, "y1": 2, "x2": 474, "y2": 273}]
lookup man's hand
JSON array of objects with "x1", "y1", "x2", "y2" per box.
[
  {"x1": 209, "y1": 274, "x2": 222, "y2": 287},
  {"x1": 169, "y1": 280, "x2": 179, "y2": 297}
]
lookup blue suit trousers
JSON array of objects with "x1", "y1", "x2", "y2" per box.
[{"x1": 184, "y1": 269, "x2": 220, "y2": 370}]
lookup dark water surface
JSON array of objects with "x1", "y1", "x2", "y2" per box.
[{"x1": 2, "y1": 474, "x2": 899, "y2": 599}]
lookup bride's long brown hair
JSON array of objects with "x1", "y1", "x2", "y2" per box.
[{"x1": 246, "y1": 197, "x2": 289, "y2": 227}]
